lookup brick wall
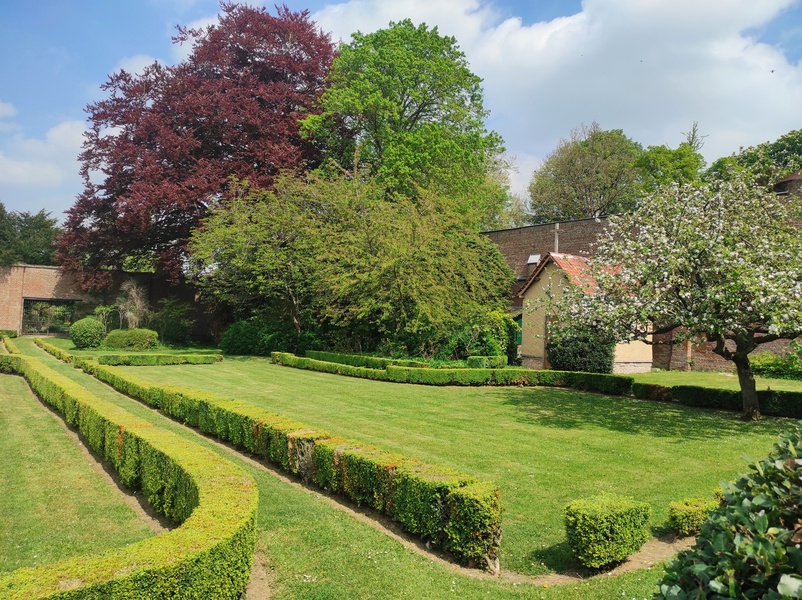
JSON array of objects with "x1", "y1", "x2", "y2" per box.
[
  {"x1": 483, "y1": 218, "x2": 607, "y2": 308},
  {"x1": 0, "y1": 265, "x2": 93, "y2": 334}
]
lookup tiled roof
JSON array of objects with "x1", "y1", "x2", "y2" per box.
[{"x1": 518, "y1": 252, "x2": 597, "y2": 297}]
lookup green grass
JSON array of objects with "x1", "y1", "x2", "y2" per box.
[
  {"x1": 81, "y1": 352, "x2": 786, "y2": 576},
  {"x1": 13, "y1": 338, "x2": 668, "y2": 599},
  {"x1": 631, "y1": 369, "x2": 802, "y2": 392},
  {"x1": 0, "y1": 372, "x2": 154, "y2": 574}
]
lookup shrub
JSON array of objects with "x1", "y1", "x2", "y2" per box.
[
  {"x1": 466, "y1": 355, "x2": 508, "y2": 369},
  {"x1": 104, "y1": 328, "x2": 159, "y2": 350},
  {"x1": 751, "y1": 340, "x2": 802, "y2": 380},
  {"x1": 564, "y1": 493, "x2": 652, "y2": 569},
  {"x1": 546, "y1": 330, "x2": 615, "y2": 374},
  {"x1": 97, "y1": 354, "x2": 222, "y2": 366},
  {"x1": 69, "y1": 316, "x2": 106, "y2": 349},
  {"x1": 150, "y1": 298, "x2": 194, "y2": 344},
  {"x1": 0, "y1": 329, "x2": 17, "y2": 338},
  {"x1": 657, "y1": 424, "x2": 802, "y2": 599},
  {"x1": 219, "y1": 320, "x2": 264, "y2": 355},
  {"x1": 667, "y1": 498, "x2": 718, "y2": 537}
]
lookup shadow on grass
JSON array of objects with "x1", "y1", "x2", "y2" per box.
[{"x1": 491, "y1": 387, "x2": 784, "y2": 441}]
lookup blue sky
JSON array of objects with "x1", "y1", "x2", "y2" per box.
[{"x1": 1, "y1": 0, "x2": 801, "y2": 220}]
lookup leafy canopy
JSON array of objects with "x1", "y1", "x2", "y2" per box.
[
  {"x1": 188, "y1": 174, "x2": 513, "y2": 356},
  {"x1": 301, "y1": 19, "x2": 506, "y2": 228},
  {"x1": 0, "y1": 201, "x2": 60, "y2": 266},
  {"x1": 57, "y1": 3, "x2": 336, "y2": 290}
]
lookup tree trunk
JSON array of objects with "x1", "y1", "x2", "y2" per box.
[{"x1": 732, "y1": 352, "x2": 760, "y2": 421}]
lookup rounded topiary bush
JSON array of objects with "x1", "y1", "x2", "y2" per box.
[
  {"x1": 104, "y1": 328, "x2": 159, "y2": 351},
  {"x1": 69, "y1": 317, "x2": 106, "y2": 349}
]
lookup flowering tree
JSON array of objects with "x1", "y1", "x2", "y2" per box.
[{"x1": 549, "y1": 174, "x2": 802, "y2": 420}]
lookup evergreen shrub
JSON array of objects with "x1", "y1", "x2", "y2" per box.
[
  {"x1": 69, "y1": 316, "x2": 106, "y2": 349},
  {"x1": 466, "y1": 355, "x2": 507, "y2": 369},
  {"x1": 0, "y1": 329, "x2": 17, "y2": 338},
  {"x1": 667, "y1": 498, "x2": 718, "y2": 536},
  {"x1": 219, "y1": 320, "x2": 265, "y2": 355},
  {"x1": 751, "y1": 341, "x2": 802, "y2": 380},
  {"x1": 564, "y1": 493, "x2": 651, "y2": 568},
  {"x1": 97, "y1": 353, "x2": 222, "y2": 366},
  {"x1": 104, "y1": 328, "x2": 159, "y2": 350},
  {"x1": 657, "y1": 424, "x2": 802, "y2": 599},
  {"x1": 546, "y1": 330, "x2": 615, "y2": 374}
]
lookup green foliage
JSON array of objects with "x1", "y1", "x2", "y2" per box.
[
  {"x1": 667, "y1": 498, "x2": 718, "y2": 537},
  {"x1": 751, "y1": 341, "x2": 802, "y2": 380},
  {"x1": 69, "y1": 317, "x2": 106, "y2": 349},
  {"x1": 466, "y1": 356, "x2": 507, "y2": 369},
  {"x1": 733, "y1": 127, "x2": 802, "y2": 184},
  {"x1": 97, "y1": 354, "x2": 222, "y2": 366},
  {"x1": 219, "y1": 320, "x2": 266, "y2": 355},
  {"x1": 438, "y1": 309, "x2": 519, "y2": 362},
  {"x1": 564, "y1": 493, "x2": 652, "y2": 569},
  {"x1": 0, "y1": 329, "x2": 17, "y2": 338},
  {"x1": 190, "y1": 176, "x2": 513, "y2": 357},
  {"x1": 301, "y1": 19, "x2": 505, "y2": 227},
  {"x1": 0, "y1": 202, "x2": 60, "y2": 266},
  {"x1": 546, "y1": 329, "x2": 615, "y2": 374},
  {"x1": 636, "y1": 142, "x2": 705, "y2": 191},
  {"x1": 150, "y1": 297, "x2": 194, "y2": 344},
  {"x1": 528, "y1": 122, "x2": 643, "y2": 223},
  {"x1": 80, "y1": 359, "x2": 503, "y2": 569},
  {"x1": 104, "y1": 328, "x2": 159, "y2": 350},
  {"x1": 657, "y1": 424, "x2": 802, "y2": 599},
  {"x1": 0, "y1": 353, "x2": 257, "y2": 599}
]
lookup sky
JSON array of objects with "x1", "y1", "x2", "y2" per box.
[{"x1": 1, "y1": 0, "x2": 801, "y2": 222}]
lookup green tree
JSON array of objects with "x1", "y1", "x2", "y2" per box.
[
  {"x1": 527, "y1": 122, "x2": 643, "y2": 223},
  {"x1": 188, "y1": 174, "x2": 513, "y2": 355},
  {"x1": 301, "y1": 19, "x2": 505, "y2": 227},
  {"x1": 706, "y1": 128, "x2": 802, "y2": 185},
  {"x1": 0, "y1": 202, "x2": 60, "y2": 266},
  {"x1": 636, "y1": 142, "x2": 705, "y2": 190},
  {"x1": 545, "y1": 173, "x2": 802, "y2": 420}
]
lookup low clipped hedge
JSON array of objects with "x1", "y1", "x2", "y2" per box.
[
  {"x1": 672, "y1": 385, "x2": 802, "y2": 418},
  {"x1": 0, "y1": 329, "x2": 17, "y2": 338},
  {"x1": 667, "y1": 497, "x2": 718, "y2": 537},
  {"x1": 97, "y1": 353, "x2": 223, "y2": 366},
  {"x1": 33, "y1": 338, "x2": 76, "y2": 363},
  {"x1": 3, "y1": 336, "x2": 21, "y2": 354},
  {"x1": 104, "y1": 328, "x2": 159, "y2": 351},
  {"x1": 72, "y1": 359, "x2": 502, "y2": 570},
  {"x1": 275, "y1": 352, "x2": 635, "y2": 395},
  {"x1": 306, "y1": 350, "x2": 427, "y2": 369},
  {"x1": 0, "y1": 353, "x2": 257, "y2": 599},
  {"x1": 564, "y1": 493, "x2": 652, "y2": 569}
]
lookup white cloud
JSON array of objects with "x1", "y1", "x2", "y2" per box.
[
  {"x1": 0, "y1": 101, "x2": 16, "y2": 119},
  {"x1": 0, "y1": 120, "x2": 86, "y2": 218},
  {"x1": 310, "y1": 0, "x2": 802, "y2": 196},
  {"x1": 114, "y1": 54, "x2": 160, "y2": 76}
]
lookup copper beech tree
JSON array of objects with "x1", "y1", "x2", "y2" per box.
[{"x1": 57, "y1": 3, "x2": 336, "y2": 290}]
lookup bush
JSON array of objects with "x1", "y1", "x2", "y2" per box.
[
  {"x1": 150, "y1": 298, "x2": 194, "y2": 345},
  {"x1": 0, "y1": 329, "x2": 17, "y2": 338},
  {"x1": 751, "y1": 341, "x2": 802, "y2": 380},
  {"x1": 69, "y1": 316, "x2": 106, "y2": 349},
  {"x1": 97, "y1": 354, "x2": 222, "y2": 366},
  {"x1": 564, "y1": 493, "x2": 652, "y2": 569},
  {"x1": 546, "y1": 330, "x2": 615, "y2": 374},
  {"x1": 466, "y1": 355, "x2": 508, "y2": 369},
  {"x1": 219, "y1": 320, "x2": 264, "y2": 355},
  {"x1": 657, "y1": 424, "x2": 802, "y2": 599},
  {"x1": 667, "y1": 498, "x2": 718, "y2": 537},
  {"x1": 104, "y1": 328, "x2": 159, "y2": 350}
]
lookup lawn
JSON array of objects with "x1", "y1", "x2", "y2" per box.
[
  {"x1": 631, "y1": 369, "x2": 802, "y2": 392},
  {"x1": 0, "y1": 371, "x2": 154, "y2": 574},
  {"x1": 43, "y1": 335, "x2": 221, "y2": 356},
  {"x1": 85, "y1": 352, "x2": 790, "y2": 576},
  {"x1": 15, "y1": 338, "x2": 671, "y2": 598}
]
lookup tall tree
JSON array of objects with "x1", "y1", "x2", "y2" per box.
[
  {"x1": 706, "y1": 128, "x2": 802, "y2": 185},
  {"x1": 527, "y1": 122, "x2": 643, "y2": 224},
  {"x1": 301, "y1": 19, "x2": 505, "y2": 227},
  {"x1": 544, "y1": 173, "x2": 802, "y2": 420},
  {"x1": 635, "y1": 142, "x2": 705, "y2": 190},
  {"x1": 57, "y1": 3, "x2": 336, "y2": 290},
  {"x1": 188, "y1": 174, "x2": 513, "y2": 355},
  {"x1": 0, "y1": 201, "x2": 60, "y2": 266}
]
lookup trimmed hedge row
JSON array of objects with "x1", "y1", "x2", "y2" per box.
[
  {"x1": 97, "y1": 353, "x2": 223, "y2": 366},
  {"x1": 466, "y1": 355, "x2": 507, "y2": 369},
  {"x1": 281, "y1": 352, "x2": 802, "y2": 419},
  {"x1": 0, "y1": 350, "x2": 257, "y2": 600},
  {"x1": 306, "y1": 350, "x2": 427, "y2": 369},
  {"x1": 3, "y1": 336, "x2": 21, "y2": 354},
  {"x1": 72, "y1": 358, "x2": 502, "y2": 570},
  {"x1": 33, "y1": 338, "x2": 75, "y2": 363},
  {"x1": 274, "y1": 351, "x2": 635, "y2": 395}
]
